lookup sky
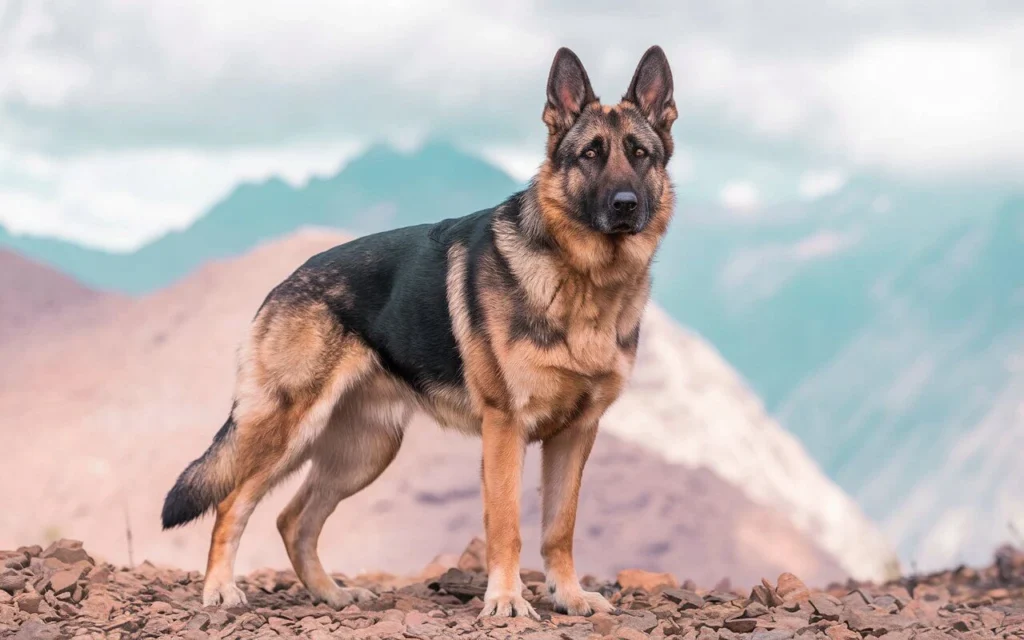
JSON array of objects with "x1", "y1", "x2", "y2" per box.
[{"x1": 1, "y1": 0, "x2": 1023, "y2": 250}]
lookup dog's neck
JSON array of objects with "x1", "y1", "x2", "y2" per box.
[
  {"x1": 508, "y1": 176, "x2": 661, "y2": 290},
  {"x1": 488, "y1": 184, "x2": 653, "y2": 332}
]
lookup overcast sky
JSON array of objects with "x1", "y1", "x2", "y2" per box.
[{"x1": 2, "y1": 0, "x2": 1023, "y2": 250}]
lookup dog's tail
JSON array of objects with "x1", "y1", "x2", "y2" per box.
[{"x1": 161, "y1": 415, "x2": 238, "y2": 529}]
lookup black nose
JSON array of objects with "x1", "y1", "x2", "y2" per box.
[{"x1": 612, "y1": 191, "x2": 638, "y2": 213}]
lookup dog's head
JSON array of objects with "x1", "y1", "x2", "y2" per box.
[{"x1": 538, "y1": 46, "x2": 676, "y2": 239}]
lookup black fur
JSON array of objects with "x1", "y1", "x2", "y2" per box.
[
  {"x1": 161, "y1": 415, "x2": 236, "y2": 529},
  {"x1": 265, "y1": 207, "x2": 502, "y2": 393},
  {"x1": 617, "y1": 323, "x2": 641, "y2": 353}
]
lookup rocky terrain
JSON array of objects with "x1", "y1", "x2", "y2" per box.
[{"x1": 2, "y1": 539, "x2": 1023, "y2": 640}]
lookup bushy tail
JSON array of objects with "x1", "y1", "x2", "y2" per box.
[{"x1": 161, "y1": 416, "x2": 238, "y2": 529}]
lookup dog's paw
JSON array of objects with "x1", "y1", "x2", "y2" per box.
[
  {"x1": 549, "y1": 583, "x2": 614, "y2": 616},
  {"x1": 202, "y1": 580, "x2": 248, "y2": 608},
  {"x1": 477, "y1": 591, "x2": 540, "y2": 620},
  {"x1": 318, "y1": 585, "x2": 377, "y2": 610}
]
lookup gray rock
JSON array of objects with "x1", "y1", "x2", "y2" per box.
[
  {"x1": 809, "y1": 593, "x2": 842, "y2": 621},
  {"x1": 0, "y1": 572, "x2": 27, "y2": 594},
  {"x1": 662, "y1": 588, "x2": 705, "y2": 610}
]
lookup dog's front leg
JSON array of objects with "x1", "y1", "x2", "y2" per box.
[
  {"x1": 477, "y1": 408, "x2": 538, "y2": 620},
  {"x1": 541, "y1": 423, "x2": 614, "y2": 616}
]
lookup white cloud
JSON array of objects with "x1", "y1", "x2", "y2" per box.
[
  {"x1": 0, "y1": 142, "x2": 362, "y2": 250},
  {"x1": 798, "y1": 169, "x2": 848, "y2": 200},
  {"x1": 822, "y1": 24, "x2": 1024, "y2": 178},
  {"x1": 719, "y1": 180, "x2": 761, "y2": 214},
  {"x1": 3, "y1": 1, "x2": 1024, "y2": 248},
  {"x1": 666, "y1": 23, "x2": 1024, "y2": 181},
  {"x1": 478, "y1": 147, "x2": 543, "y2": 183},
  {"x1": 0, "y1": 3, "x2": 93, "y2": 107},
  {"x1": 791, "y1": 230, "x2": 861, "y2": 261}
]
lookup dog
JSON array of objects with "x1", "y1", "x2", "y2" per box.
[{"x1": 162, "y1": 45, "x2": 677, "y2": 619}]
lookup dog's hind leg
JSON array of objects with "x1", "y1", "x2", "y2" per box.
[
  {"x1": 277, "y1": 394, "x2": 410, "y2": 609},
  {"x1": 202, "y1": 301, "x2": 377, "y2": 608},
  {"x1": 202, "y1": 402, "x2": 335, "y2": 608},
  {"x1": 203, "y1": 470, "x2": 276, "y2": 607}
]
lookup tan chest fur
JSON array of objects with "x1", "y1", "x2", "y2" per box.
[
  {"x1": 483, "y1": 266, "x2": 647, "y2": 438},
  {"x1": 440, "y1": 225, "x2": 651, "y2": 440}
]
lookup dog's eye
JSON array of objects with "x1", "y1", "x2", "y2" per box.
[
  {"x1": 582, "y1": 149, "x2": 597, "y2": 159},
  {"x1": 634, "y1": 147, "x2": 647, "y2": 158}
]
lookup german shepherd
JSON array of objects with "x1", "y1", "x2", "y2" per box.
[{"x1": 163, "y1": 45, "x2": 677, "y2": 619}]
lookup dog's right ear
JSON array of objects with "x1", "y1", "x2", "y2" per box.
[{"x1": 543, "y1": 47, "x2": 597, "y2": 139}]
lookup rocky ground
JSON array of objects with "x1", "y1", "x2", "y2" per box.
[{"x1": 2, "y1": 540, "x2": 1023, "y2": 639}]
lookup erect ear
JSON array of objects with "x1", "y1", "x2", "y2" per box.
[
  {"x1": 543, "y1": 47, "x2": 598, "y2": 138},
  {"x1": 624, "y1": 45, "x2": 677, "y2": 133}
]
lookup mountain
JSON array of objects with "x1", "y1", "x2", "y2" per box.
[
  {"x1": 0, "y1": 229, "x2": 893, "y2": 585},
  {"x1": 0, "y1": 141, "x2": 521, "y2": 293},
  {"x1": 654, "y1": 179, "x2": 1024, "y2": 570},
  {"x1": 0, "y1": 250, "x2": 106, "y2": 345}
]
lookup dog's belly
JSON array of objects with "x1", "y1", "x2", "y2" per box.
[{"x1": 415, "y1": 383, "x2": 483, "y2": 435}]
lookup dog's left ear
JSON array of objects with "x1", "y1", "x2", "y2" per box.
[{"x1": 624, "y1": 46, "x2": 677, "y2": 134}]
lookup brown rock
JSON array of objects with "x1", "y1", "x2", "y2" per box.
[
  {"x1": 12, "y1": 619, "x2": 62, "y2": 640},
  {"x1": 724, "y1": 617, "x2": 757, "y2": 633},
  {"x1": 618, "y1": 609, "x2": 658, "y2": 632},
  {"x1": 841, "y1": 607, "x2": 913, "y2": 635},
  {"x1": 663, "y1": 587, "x2": 705, "y2": 610},
  {"x1": 431, "y1": 567, "x2": 487, "y2": 602},
  {"x1": 80, "y1": 592, "x2": 116, "y2": 621},
  {"x1": 809, "y1": 593, "x2": 842, "y2": 621},
  {"x1": 47, "y1": 568, "x2": 82, "y2": 595},
  {"x1": 15, "y1": 591, "x2": 44, "y2": 613},
  {"x1": 749, "y1": 584, "x2": 774, "y2": 607},
  {"x1": 617, "y1": 569, "x2": 679, "y2": 592},
  {"x1": 456, "y1": 537, "x2": 487, "y2": 573},
  {"x1": 704, "y1": 591, "x2": 737, "y2": 604},
  {"x1": 839, "y1": 590, "x2": 870, "y2": 609},
  {"x1": 0, "y1": 572, "x2": 27, "y2": 594},
  {"x1": 875, "y1": 631, "x2": 914, "y2": 640},
  {"x1": 697, "y1": 627, "x2": 720, "y2": 640},
  {"x1": 743, "y1": 601, "x2": 769, "y2": 617},
  {"x1": 86, "y1": 566, "x2": 111, "y2": 584},
  {"x1": 182, "y1": 632, "x2": 209, "y2": 640},
  {"x1": 591, "y1": 612, "x2": 618, "y2": 635},
  {"x1": 614, "y1": 627, "x2": 650, "y2": 640},
  {"x1": 207, "y1": 609, "x2": 234, "y2": 628},
  {"x1": 750, "y1": 631, "x2": 796, "y2": 640},
  {"x1": 758, "y1": 578, "x2": 784, "y2": 608},
  {"x1": 824, "y1": 624, "x2": 859, "y2": 640},
  {"x1": 776, "y1": 573, "x2": 810, "y2": 604},
  {"x1": 40, "y1": 539, "x2": 94, "y2": 566},
  {"x1": 2, "y1": 552, "x2": 29, "y2": 570},
  {"x1": 978, "y1": 608, "x2": 1004, "y2": 630}
]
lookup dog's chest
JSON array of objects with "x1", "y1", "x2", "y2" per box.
[{"x1": 500, "y1": 288, "x2": 636, "y2": 432}]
